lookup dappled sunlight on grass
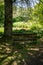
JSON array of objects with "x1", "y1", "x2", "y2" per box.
[
  {"x1": 0, "y1": 21, "x2": 43, "y2": 34},
  {"x1": 0, "y1": 41, "x2": 43, "y2": 65},
  {"x1": 13, "y1": 21, "x2": 43, "y2": 28},
  {"x1": 13, "y1": 21, "x2": 43, "y2": 33},
  {"x1": 0, "y1": 28, "x2": 4, "y2": 33}
]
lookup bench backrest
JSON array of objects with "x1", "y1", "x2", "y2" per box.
[{"x1": 13, "y1": 33, "x2": 37, "y2": 41}]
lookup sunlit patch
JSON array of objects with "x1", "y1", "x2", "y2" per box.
[
  {"x1": 28, "y1": 52, "x2": 33, "y2": 56},
  {"x1": 40, "y1": 59, "x2": 43, "y2": 62},
  {"x1": 27, "y1": 48, "x2": 39, "y2": 51},
  {"x1": 12, "y1": 61, "x2": 17, "y2": 65}
]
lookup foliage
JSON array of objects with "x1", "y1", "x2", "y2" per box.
[
  {"x1": 34, "y1": 2, "x2": 43, "y2": 24},
  {"x1": 0, "y1": 1, "x2": 4, "y2": 27}
]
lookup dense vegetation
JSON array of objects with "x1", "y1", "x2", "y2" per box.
[{"x1": 0, "y1": 0, "x2": 43, "y2": 37}]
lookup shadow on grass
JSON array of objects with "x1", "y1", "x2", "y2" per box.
[
  {"x1": 0, "y1": 32, "x2": 3, "y2": 39},
  {"x1": 0, "y1": 37, "x2": 43, "y2": 65},
  {"x1": 0, "y1": 28, "x2": 43, "y2": 65}
]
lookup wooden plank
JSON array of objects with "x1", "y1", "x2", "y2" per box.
[{"x1": 13, "y1": 33, "x2": 37, "y2": 41}]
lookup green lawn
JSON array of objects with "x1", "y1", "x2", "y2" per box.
[
  {"x1": 0, "y1": 21, "x2": 43, "y2": 34},
  {"x1": 0, "y1": 27, "x2": 4, "y2": 33}
]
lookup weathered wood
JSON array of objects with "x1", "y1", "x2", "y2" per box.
[{"x1": 12, "y1": 33, "x2": 37, "y2": 41}]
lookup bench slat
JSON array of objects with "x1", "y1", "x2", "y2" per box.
[{"x1": 13, "y1": 33, "x2": 37, "y2": 41}]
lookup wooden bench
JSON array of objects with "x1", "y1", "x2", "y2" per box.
[{"x1": 12, "y1": 33, "x2": 37, "y2": 41}]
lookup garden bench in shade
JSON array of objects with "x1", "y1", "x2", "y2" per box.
[{"x1": 13, "y1": 33, "x2": 37, "y2": 41}]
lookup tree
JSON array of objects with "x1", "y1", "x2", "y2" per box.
[
  {"x1": 4, "y1": 0, "x2": 12, "y2": 37},
  {"x1": 4, "y1": 0, "x2": 30, "y2": 38}
]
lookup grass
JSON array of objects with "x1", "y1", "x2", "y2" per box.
[
  {"x1": 0, "y1": 27, "x2": 4, "y2": 33},
  {"x1": 0, "y1": 21, "x2": 43, "y2": 41},
  {"x1": 13, "y1": 20, "x2": 43, "y2": 29},
  {"x1": 0, "y1": 40, "x2": 43, "y2": 65},
  {"x1": 0, "y1": 20, "x2": 43, "y2": 34}
]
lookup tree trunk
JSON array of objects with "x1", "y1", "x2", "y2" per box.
[{"x1": 4, "y1": 0, "x2": 12, "y2": 37}]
